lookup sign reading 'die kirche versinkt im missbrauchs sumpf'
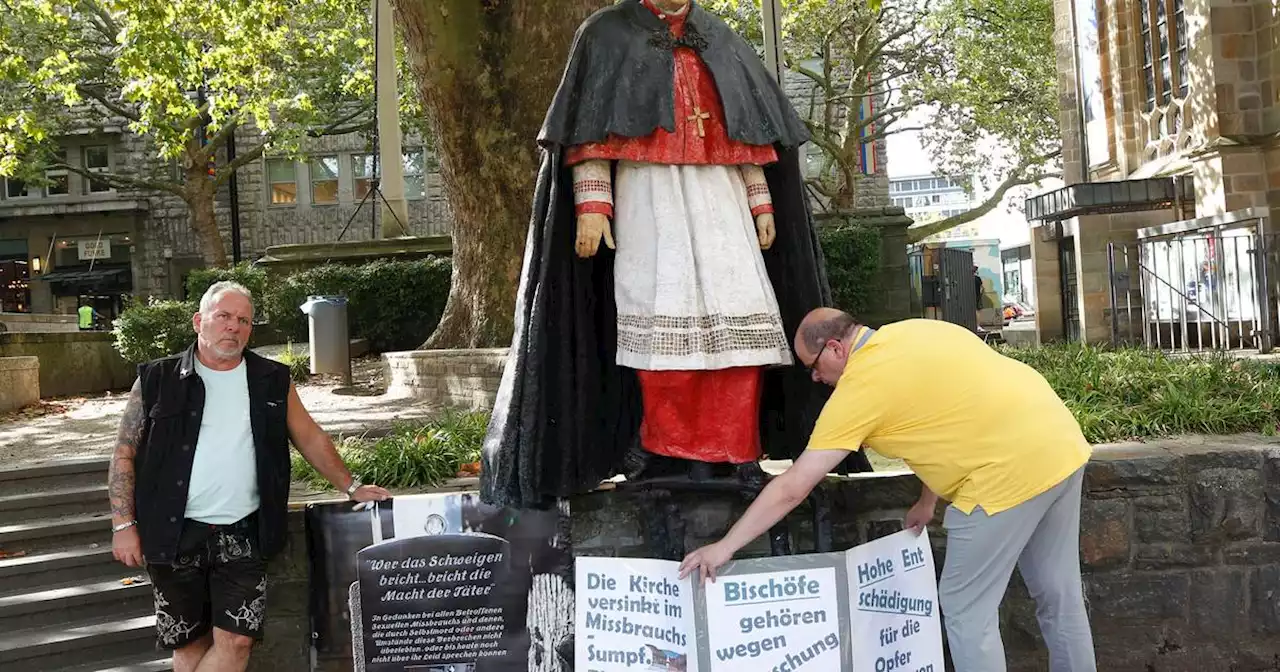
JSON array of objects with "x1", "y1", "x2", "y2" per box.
[{"x1": 575, "y1": 529, "x2": 944, "y2": 672}]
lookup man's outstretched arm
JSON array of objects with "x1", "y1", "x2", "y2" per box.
[
  {"x1": 678, "y1": 448, "x2": 851, "y2": 583},
  {"x1": 285, "y1": 382, "x2": 391, "y2": 503},
  {"x1": 110, "y1": 378, "x2": 145, "y2": 567}
]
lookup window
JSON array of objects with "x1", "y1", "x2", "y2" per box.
[
  {"x1": 1174, "y1": 0, "x2": 1188, "y2": 97},
  {"x1": 310, "y1": 156, "x2": 339, "y2": 204},
  {"x1": 5, "y1": 178, "x2": 29, "y2": 199},
  {"x1": 267, "y1": 159, "x2": 297, "y2": 204},
  {"x1": 1139, "y1": 0, "x2": 1188, "y2": 110},
  {"x1": 403, "y1": 149, "x2": 424, "y2": 199},
  {"x1": 46, "y1": 149, "x2": 69, "y2": 196},
  {"x1": 83, "y1": 145, "x2": 111, "y2": 193},
  {"x1": 352, "y1": 154, "x2": 375, "y2": 201}
]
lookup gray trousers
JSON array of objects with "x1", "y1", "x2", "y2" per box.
[{"x1": 938, "y1": 466, "x2": 1096, "y2": 672}]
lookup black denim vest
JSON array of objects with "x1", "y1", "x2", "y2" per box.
[{"x1": 133, "y1": 343, "x2": 293, "y2": 563}]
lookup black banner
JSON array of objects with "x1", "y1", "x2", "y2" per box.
[{"x1": 305, "y1": 494, "x2": 572, "y2": 672}]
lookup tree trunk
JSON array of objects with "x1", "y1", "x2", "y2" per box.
[
  {"x1": 393, "y1": 0, "x2": 608, "y2": 349},
  {"x1": 184, "y1": 151, "x2": 228, "y2": 268}
]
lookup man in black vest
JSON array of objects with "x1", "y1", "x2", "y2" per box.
[{"x1": 107, "y1": 280, "x2": 390, "y2": 671}]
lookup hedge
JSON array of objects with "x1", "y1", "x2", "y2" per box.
[
  {"x1": 263, "y1": 257, "x2": 451, "y2": 353},
  {"x1": 817, "y1": 223, "x2": 881, "y2": 319},
  {"x1": 185, "y1": 262, "x2": 269, "y2": 306},
  {"x1": 112, "y1": 298, "x2": 198, "y2": 364}
]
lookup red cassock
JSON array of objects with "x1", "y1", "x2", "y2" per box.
[{"x1": 565, "y1": 0, "x2": 780, "y2": 464}]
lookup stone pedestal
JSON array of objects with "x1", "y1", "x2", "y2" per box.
[
  {"x1": 383, "y1": 348, "x2": 507, "y2": 410},
  {"x1": 0, "y1": 357, "x2": 39, "y2": 413}
]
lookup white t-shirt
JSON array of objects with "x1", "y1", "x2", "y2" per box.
[{"x1": 185, "y1": 357, "x2": 260, "y2": 524}]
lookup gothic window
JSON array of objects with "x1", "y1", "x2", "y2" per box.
[{"x1": 1139, "y1": 0, "x2": 1189, "y2": 110}]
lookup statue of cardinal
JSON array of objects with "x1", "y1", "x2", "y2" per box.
[{"x1": 481, "y1": 0, "x2": 869, "y2": 509}]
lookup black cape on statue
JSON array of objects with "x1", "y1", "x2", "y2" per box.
[{"x1": 480, "y1": 0, "x2": 871, "y2": 509}]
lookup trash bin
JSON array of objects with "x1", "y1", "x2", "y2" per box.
[{"x1": 300, "y1": 295, "x2": 350, "y2": 379}]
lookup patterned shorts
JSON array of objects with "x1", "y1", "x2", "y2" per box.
[{"x1": 146, "y1": 513, "x2": 268, "y2": 649}]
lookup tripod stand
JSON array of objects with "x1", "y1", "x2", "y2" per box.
[{"x1": 334, "y1": 173, "x2": 409, "y2": 244}]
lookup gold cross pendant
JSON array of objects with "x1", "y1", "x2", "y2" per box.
[{"x1": 687, "y1": 107, "x2": 710, "y2": 138}]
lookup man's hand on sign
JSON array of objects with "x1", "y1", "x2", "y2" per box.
[
  {"x1": 904, "y1": 486, "x2": 940, "y2": 534},
  {"x1": 679, "y1": 541, "x2": 732, "y2": 585}
]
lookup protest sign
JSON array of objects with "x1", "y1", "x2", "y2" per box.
[
  {"x1": 703, "y1": 565, "x2": 842, "y2": 672},
  {"x1": 357, "y1": 534, "x2": 513, "y2": 670},
  {"x1": 847, "y1": 529, "x2": 945, "y2": 671},
  {"x1": 574, "y1": 529, "x2": 944, "y2": 672},
  {"x1": 305, "y1": 493, "x2": 573, "y2": 672},
  {"x1": 575, "y1": 557, "x2": 698, "y2": 672}
]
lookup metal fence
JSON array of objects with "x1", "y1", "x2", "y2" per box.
[{"x1": 1107, "y1": 207, "x2": 1274, "y2": 353}]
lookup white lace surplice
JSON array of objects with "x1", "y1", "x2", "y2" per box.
[{"x1": 611, "y1": 160, "x2": 792, "y2": 371}]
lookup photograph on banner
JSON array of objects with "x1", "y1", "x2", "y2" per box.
[
  {"x1": 575, "y1": 556, "x2": 698, "y2": 672},
  {"x1": 846, "y1": 529, "x2": 945, "y2": 672},
  {"x1": 700, "y1": 554, "x2": 850, "y2": 672},
  {"x1": 305, "y1": 493, "x2": 573, "y2": 672}
]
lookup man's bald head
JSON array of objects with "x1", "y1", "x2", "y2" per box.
[
  {"x1": 796, "y1": 308, "x2": 858, "y2": 355},
  {"x1": 794, "y1": 308, "x2": 860, "y2": 386}
]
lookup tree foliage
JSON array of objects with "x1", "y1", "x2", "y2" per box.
[
  {"x1": 703, "y1": 0, "x2": 1059, "y2": 237},
  {"x1": 0, "y1": 0, "x2": 418, "y2": 267}
]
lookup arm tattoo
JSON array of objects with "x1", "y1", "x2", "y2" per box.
[{"x1": 108, "y1": 379, "x2": 144, "y2": 522}]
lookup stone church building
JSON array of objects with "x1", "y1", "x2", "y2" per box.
[{"x1": 1027, "y1": 0, "x2": 1279, "y2": 346}]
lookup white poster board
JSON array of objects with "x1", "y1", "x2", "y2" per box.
[
  {"x1": 847, "y1": 529, "x2": 946, "y2": 670},
  {"x1": 575, "y1": 557, "x2": 698, "y2": 671},
  {"x1": 574, "y1": 529, "x2": 945, "y2": 671}
]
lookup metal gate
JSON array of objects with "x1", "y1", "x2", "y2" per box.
[
  {"x1": 938, "y1": 247, "x2": 978, "y2": 331},
  {"x1": 1107, "y1": 207, "x2": 1275, "y2": 352},
  {"x1": 1060, "y1": 236, "x2": 1081, "y2": 342}
]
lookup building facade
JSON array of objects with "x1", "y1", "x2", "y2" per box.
[
  {"x1": 1029, "y1": 0, "x2": 1279, "y2": 344},
  {"x1": 0, "y1": 126, "x2": 451, "y2": 319},
  {"x1": 890, "y1": 173, "x2": 974, "y2": 222}
]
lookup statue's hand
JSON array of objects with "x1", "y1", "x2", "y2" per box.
[
  {"x1": 575, "y1": 212, "x2": 615, "y2": 258},
  {"x1": 756, "y1": 212, "x2": 775, "y2": 250}
]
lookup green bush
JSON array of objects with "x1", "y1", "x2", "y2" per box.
[
  {"x1": 263, "y1": 257, "x2": 451, "y2": 352},
  {"x1": 112, "y1": 298, "x2": 197, "y2": 364},
  {"x1": 277, "y1": 341, "x2": 311, "y2": 383},
  {"x1": 1003, "y1": 343, "x2": 1280, "y2": 443},
  {"x1": 818, "y1": 223, "x2": 881, "y2": 318},
  {"x1": 185, "y1": 262, "x2": 269, "y2": 305},
  {"x1": 291, "y1": 411, "x2": 488, "y2": 489}
]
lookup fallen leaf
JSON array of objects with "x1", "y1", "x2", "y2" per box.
[{"x1": 0, "y1": 549, "x2": 27, "y2": 559}]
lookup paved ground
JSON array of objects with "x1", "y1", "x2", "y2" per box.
[{"x1": 0, "y1": 352, "x2": 443, "y2": 469}]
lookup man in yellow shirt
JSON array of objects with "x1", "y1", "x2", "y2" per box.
[{"x1": 680, "y1": 309, "x2": 1097, "y2": 671}]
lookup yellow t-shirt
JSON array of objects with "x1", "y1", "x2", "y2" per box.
[{"x1": 807, "y1": 319, "x2": 1091, "y2": 515}]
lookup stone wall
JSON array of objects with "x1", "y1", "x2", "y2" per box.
[
  {"x1": 254, "y1": 437, "x2": 1279, "y2": 670},
  {"x1": 382, "y1": 348, "x2": 507, "y2": 410},
  {"x1": 249, "y1": 508, "x2": 311, "y2": 672},
  {"x1": 782, "y1": 69, "x2": 890, "y2": 210},
  {"x1": 0, "y1": 332, "x2": 134, "y2": 397},
  {"x1": 574, "y1": 438, "x2": 1280, "y2": 670},
  {"x1": 0, "y1": 357, "x2": 39, "y2": 412},
  {"x1": 0, "y1": 313, "x2": 79, "y2": 333}
]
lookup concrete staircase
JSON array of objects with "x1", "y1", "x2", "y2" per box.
[{"x1": 0, "y1": 458, "x2": 172, "y2": 671}]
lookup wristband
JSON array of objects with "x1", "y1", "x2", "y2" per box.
[{"x1": 112, "y1": 520, "x2": 137, "y2": 533}]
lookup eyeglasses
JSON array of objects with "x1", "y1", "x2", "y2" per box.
[{"x1": 804, "y1": 341, "x2": 831, "y2": 373}]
